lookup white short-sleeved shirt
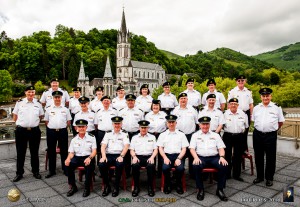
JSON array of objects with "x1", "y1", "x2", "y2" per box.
[
  {"x1": 130, "y1": 133, "x2": 157, "y2": 155},
  {"x1": 44, "y1": 105, "x2": 72, "y2": 129},
  {"x1": 112, "y1": 96, "x2": 127, "y2": 111},
  {"x1": 198, "y1": 107, "x2": 225, "y2": 131},
  {"x1": 95, "y1": 108, "x2": 118, "y2": 131},
  {"x1": 13, "y1": 98, "x2": 44, "y2": 127},
  {"x1": 73, "y1": 110, "x2": 95, "y2": 132},
  {"x1": 145, "y1": 111, "x2": 167, "y2": 133},
  {"x1": 157, "y1": 129, "x2": 189, "y2": 154},
  {"x1": 101, "y1": 131, "x2": 130, "y2": 154},
  {"x1": 40, "y1": 88, "x2": 70, "y2": 107},
  {"x1": 135, "y1": 95, "x2": 153, "y2": 113},
  {"x1": 223, "y1": 109, "x2": 249, "y2": 133},
  {"x1": 182, "y1": 89, "x2": 201, "y2": 107},
  {"x1": 252, "y1": 102, "x2": 285, "y2": 132},
  {"x1": 189, "y1": 130, "x2": 225, "y2": 157},
  {"x1": 202, "y1": 90, "x2": 226, "y2": 109},
  {"x1": 68, "y1": 133, "x2": 97, "y2": 156},
  {"x1": 89, "y1": 97, "x2": 103, "y2": 112},
  {"x1": 172, "y1": 105, "x2": 198, "y2": 134},
  {"x1": 158, "y1": 93, "x2": 178, "y2": 109},
  {"x1": 118, "y1": 107, "x2": 144, "y2": 132},
  {"x1": 69, "y1": 97, "x2": 81, "y2": 114},
  {"x1": 227, "y1": 86, "x2": 253, "y2": 111}
]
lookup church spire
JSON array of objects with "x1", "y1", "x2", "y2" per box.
[
  {"x1": 121, "y1": 8, "x2": 127, "y2": 34},
  {"x1": 78, "y1": 60, "x2": 86, "y2": 81},
  {"x1": 103, "y1": 56, "x2": 113, "y2": 79}
]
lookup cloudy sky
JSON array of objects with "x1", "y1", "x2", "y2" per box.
[{"x1": 0, "y1": 0, "x2": 299, "y2": 56}]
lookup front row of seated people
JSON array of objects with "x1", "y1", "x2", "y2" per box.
[{"x1": 65, "y1": 115, "x2": 228, "y2": 202}]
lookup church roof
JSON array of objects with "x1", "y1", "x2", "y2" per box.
[
  {"x1": 103, "y1": 56, "x2": 113, "y2": 79},
  {"x1": 78, "y1": 60, "x2": 89, "y2": 81},
  {"x1": 130, "y1": 60, "x2": 164, "y2": 71}
]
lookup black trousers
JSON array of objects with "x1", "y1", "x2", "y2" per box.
[
  {"x1": 98, "y1": 154, "x2": 124, "y2": 189},
  {"x1": 185, "y1": 133, "x2": 194, "y2": 176},
  {"x1": 243, "y1": 109, "x2": 251, "y2": 152},
  {"x1": 46, "y1": 127, "x2": 68, "y2": 174},
  {"x1": 193, "y1": 155, "x2": 227, "y2": 190},
  {"x1": 162, "y1": 153, "x2": 185, "y2": 188},
  {"x1": 149, "y1": 132, "x2": 163, "y2": 176},
  {"x1": 223, "y1": 132, "x2": 244, "y2": 178},
  {"x1": 71, "y1": 113, "x2": 77, "y2": 136},
  {"x1": 125, "y1": 131, "x2": 139, "y2": 177},
  {"x1": 253, "y1": 129, "x2": 277, "y2": 181},
  {"x1": 132, "y1": 155, "x2": 155, "y2": 188},
  {"x1": 68, "y1": 156, "x2": 95, "y2": 188},
  {"x1": 15, "y1": 126, "x2": 41, "y2": 175}
]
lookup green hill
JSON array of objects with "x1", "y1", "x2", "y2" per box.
[
  {"x1": 160, "y1": 50, "x2": 182, "y2": 59},
  {"x1": 253, "y1": 42, "x2": 300, "y2": 71}
]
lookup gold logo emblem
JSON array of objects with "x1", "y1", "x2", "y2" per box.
[
  {"x1": 204, "y1": 117, "x2": 207, "y2": 121},
  {"x1": 7, "y1": 188, "x2": 21, "y2": 202},
  {"x1": 116, "y1": 117, "x2": 119, "y2": 121}
]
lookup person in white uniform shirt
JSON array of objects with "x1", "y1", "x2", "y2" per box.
[
  {"x1": 12, "y1": 86, "x2": 44, "y2": 182},
  {"x1": 198, "y1": 94, "x2": 225, "y2": 134},
  {"x1": 158, "y1": 82, "x2": 178, "y2": 115},
  {"x1": 252, "y1": 88, "x2": 285, "y2": 187},
  {"x1": 182, "y1": 78, "x2": 201, "y2": 111},
  {"x1": 112, "y1": 85, "x2": 127, "y2": 111},
  {"x1": 227, "y1": 75, "x2": 253, "y2": 154},
  {"x1": 89, "y1": 86, "x2": 104, "y2": 112},
  {"x1": 69, "y1": 87, "x2": 82, "y2": 135},
  {"x1": 40, "y1": 78, "x2": 70, "y2": 107},
  {"x1": 98, "y1": 116, "x2": 130, "y2": 197},
  {"x1": 65, "y1": 119, "x2": 97, "y2": 198},
  {"x1": 223, "y1": 98, "x2": 248, "y2": 181},
  {"x1": 202, "y1": 79, "x2": 226, "y2": 111},
  {"x1": 130, "y1": 120, "x2": 158, "y2": 197},
  {"x1": 190, "y1": 116, "x2": 228, "y2": 202},
  {"x1": 172, "y1": 92, "x2": 198, "y2": 177},
  {"x1": 136, "y1": 84, "x2": 153, "y2": 115},
  {"x1": 44, "y1": 90, "x2": 72, "y2": 178},
  {"x1": 157, "y1": 115, "x2": 189, "y2": 195}
]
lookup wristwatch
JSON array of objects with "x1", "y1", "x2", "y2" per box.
[{"x1": 120, "y1": 154, "x2": 124, "y2": 158}]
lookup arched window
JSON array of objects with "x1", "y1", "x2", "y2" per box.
[
  {"x1": 143, "y1": 71, "x2": 145, "y2": 78},
  {"x1": 139, "y1": 71, "x2": 141, "y2": 78},
  {"x1": 157, "y1": 73, "x2": 159, "y2": 79},
  {"x1": 148, "y1": 72, "x2": 149, "y2": 78}
]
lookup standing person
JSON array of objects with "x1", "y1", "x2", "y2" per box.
[
  {"x1": 12, "y1": 86, "x2": 44, "y2": 182},
  {"x1": 198, "y1": 94, "x2": 225, "y2": 134},
  {"x1": 44, "y1": 91, "x2": 72, "y2": 178},
  {"x1": 130, "y1": 120, "x2": 158, "y2": 197},
  {"x1": 172, "y1": 93, "x2": 198, "y2": 177},
  {"x1": 223, "y1": 98, "x2": 248, "y2": 181},
  {"x1": 94, "y1": 96, "x2": 118, "y2": 162},
  {"x1": 118, "y1": 94, "x2": 144, "y2": 177},
  {"x1": 40, "y1": 78, "x2": 70, "y2": 108},
  {"x1": 190, "y1": 116, "x2": 228, "y2": 201},
  {"x1": 145, "y1": 99, "x2": 167, "y2": 178},
  {"x1": 182, "y1": 78, "x2": 201, "y2": 111},
  {"x1": 202, "y1": 79, "x2": 226, "y2": 111},
  {"x1": 89, "y1": 86, "x2": 104, "y2": 113},
  {"x1": 227, "y1": 75, "x2": 253, "y2": 154},
  {"x1": 252, "y1": 88, "x2": 284, "y2": 187},
  {"x1": 65, "y1": 119, "x2": 97, "y2": 197},
  {"x1": 69, "y1": 87, "x2": 82, "y2": 136},
  {"x1": 136, "y1": 84, "x2": 153, "y2": 115},
  {"x1": 99, "y1": 116, "x2": 130, "y2": 197},
  {"x1": 158, "y1": 82, "x2": 178, "y2": 115},
  {"x1": 157, "y1": 115, "x2": 189, "y2": 195},
  {"x1": 112, "y1": 85, "x2": 127, "y2": 111},
  {"x1": 73, "y1": 97, "x2": 96, "y2": 136}
]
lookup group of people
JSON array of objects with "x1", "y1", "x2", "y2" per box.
[{"x1": 12, "y1": 75, "x2": 284, "y2": 202}]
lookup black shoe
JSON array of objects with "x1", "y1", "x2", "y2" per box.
[
  {"x1": 33, "y1": 173, "x2": 41, "y2": 179},
  {"x1": 216, "y1": 189, "x2": 228, "y2": 201},
  {"x1": 197, "y1": 189, "x2": 205, "y2": 201},
  {"x1": 112, "y1": 188, "x2": 119, "y2": 197},
  {"x1": 233, "y1": 176, "x2": 244, "y2": 182},
  {"x1": 163, "y1": 186, "x2": 171, "y2": 194},
  {"x1": 266, "y1": 180, "x2": 273, "y2": 186},
  {"x1": 176, "y1": 186, "x2": 184, "y2": 194},
  {"x1": 148, "y1": 187, "x2": 155, "y2": 197},
  {"x1": 132, "y1": 187, "x2": 140, "y2": 197},
  {"x1": 13, "y1": 175, "x2": 23, "y2": 182},
  {"x1": 67, "y1": 186, "x2": 78, "y2": 197},
  {"x1": 102, "y1": 185, "x2": 111, "y2": 197},
  {"x1": 82, "y1": 189, "x2": 90, "y2": 197},
  {"x1": 253, "y1": 178, "x2": 263, "y2": 184},
  {"x1": 45, "y1": 172, "x2": 56, "y2": 178}
]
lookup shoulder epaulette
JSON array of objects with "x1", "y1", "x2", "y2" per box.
[
  {"x1": 274, "y1": 103, "x2": 280, "y2": 107},
  {"x1": 106, "y1": 130, "x2": 112, "y2": 133},
  {"x1": 44, "y1": 89, "x2": 47, "y2": 92},
  {"x1": 217, "y1": 91, "x2": 222, "y2": 93},
  {"x1": 247, "y1": 88, "x2": 252, "y2": 91},
  {"x1": 88, "y1": 132, "x2": 95, "y2": 137},
  {"x1": 178, "y1": 129, "x2": 184, "y2": 133},
  {"x1": 46, "y1": 105, "x2": 51, "y2": 109},
  {"x1": 217, "y1": 108, "x2": 222, "y2": 111},
  {"x1": 112, "y1": 107, "x2": 117, "y2": 111},
  {"x1": 17, "y1": 98, "x2": 23, "y2": 102},
  {"x1": 119, "y1": 108, "x2": 124, "y2": 112},
  {"x1": 75, "y1": 111, "x2": 79, "y2": 114},
  {"x1": 122, "y1": 129, "x2": 127, "y2": 133},
  {"x1": 96, "y1": 109, "x2": 102, "y2": 113},
  {"x1": 199, "y1": 107, "x2": 204, "y2": 111},
  {"x1": 139, "y1": 109, "x2": 144, "y2": 112},
  {"x1": 91, "y1": 97, "x2": 95, "y2": 101},
  {"x1": 91, "y1": 110, "x2": 95, "y2": 113},
  {"x1": 70, "y1": 96, "x2": 73, "y2": 99}
]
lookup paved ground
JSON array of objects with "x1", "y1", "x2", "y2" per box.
[{"x1": 0, "y1": 149, "x2": 299, "y2": 207}]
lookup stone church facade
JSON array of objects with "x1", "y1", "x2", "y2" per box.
[{"x1": 77, "y1": 9, "x2": 166, "y2": 98}]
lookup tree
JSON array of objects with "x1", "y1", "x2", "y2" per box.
[
  {"x1": 0, "y1": 70, "x2": 13, "y2": 102},
  {"x1": 270, "y1": 72, "x2": 280, "y2": 85},
  {"x1": 34, "y1": 81, "x2": 45, "y2": 95},
  {"x1": 68, "y1": 57, "x2": 79, "y2": 87}
]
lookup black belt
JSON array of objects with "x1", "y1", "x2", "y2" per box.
[
  {"x1": 254, "y1": 129, "x2": 276, "y2": 135},
  {"x1": 149, "y1": 132, "x2": 162, "y2": 135},
  {"x1": 161, "y1": 107, "x2": 174, "y2": 111},
  {"x1": 98, "y1": 130, "x2": 111, "y2": 133},
  {"x1": 224, "y1": 132, "x2": 244, "y2": 136},
  {"x1": 17, "y1": 125, "x2": 39, "y2": 130},
  {"x1": 48, "y1": 128, "x2": 66, "y2": 132}
]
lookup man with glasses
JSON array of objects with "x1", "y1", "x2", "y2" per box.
[
  {"x1": 158, "y1": 82, "x2": 178, "y2": 115},
  {"x1": 227, "y1": 75, "x2": 253, "y2": 154}
]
